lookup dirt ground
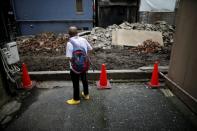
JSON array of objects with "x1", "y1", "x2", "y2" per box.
[{"x1": 19, "y1": 46, "x2": 171, "y2": 71}]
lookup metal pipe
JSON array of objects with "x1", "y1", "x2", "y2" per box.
[{"x1": 160, "y1": 72, "x2": 197, "y2": 103}]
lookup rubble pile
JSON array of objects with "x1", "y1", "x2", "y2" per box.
[
  {"x1": 17, "y1": 32, "x2": 68, "y2": 55},
  {"x1": 83, "y1": 21, "x2": 174, "y2": 49},
  {"x1": 17, "y1": 21, "x2": 174, "y2": 56},
  {"x1": 131, "y1": 39, "x2": 162, "y2": 54}
]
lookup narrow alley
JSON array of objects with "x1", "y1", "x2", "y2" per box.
[{"x1": 4, "y1": 82, "x2": 196, "y2": 131}]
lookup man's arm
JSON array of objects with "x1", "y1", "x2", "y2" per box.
[
  {"x1": 84, "y1": 39, "x2": 93, "y2": 55},
  {"x1": 65, "y1": 42, "x2": 73, "y2": 60},
  {"x1": 88, "y1": 49, "x2": 95, "y2": 56}
]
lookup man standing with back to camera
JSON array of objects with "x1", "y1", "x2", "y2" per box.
[{"x1": 66, "y1": 26, "x2": 93, "y2": 105}]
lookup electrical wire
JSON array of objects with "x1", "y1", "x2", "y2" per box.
[
  {"x1": 0, "y1": 48, "x2": 20, "y2": 84},
  {"x1": 0, "y1": 54, "x2": 16, "y2": 83}
]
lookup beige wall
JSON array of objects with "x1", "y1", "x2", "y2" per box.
[{"x1": 168, "y1": 0, "x2": 197, "y2": 112}]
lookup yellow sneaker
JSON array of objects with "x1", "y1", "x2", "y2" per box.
[
  {"x1": 66, "y1": 99, "x2": 80, "y2": 105},
  {"x1": 81, "y1": 92, "x2": 90, "y2": 100}
]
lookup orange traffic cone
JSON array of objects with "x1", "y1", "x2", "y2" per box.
[
  {"x1": 21, "y1": 63, "x2": 33, "y2": 89},
  {"x1": 147, "y1": 61, "x2": 160, "y2": 88},
  {"x1": 97, "y1": 64, "x2": 111, "y2": 89}
]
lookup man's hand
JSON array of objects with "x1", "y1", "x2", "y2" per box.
[
  {"x1": 88, "y1": 49, "x2": 94, "y2": 56},
  {"x1": 65, "y1": 57, "x2": 71, "y2": 61}
]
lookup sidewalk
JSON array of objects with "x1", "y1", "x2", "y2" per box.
[{"x1": 4, "y1": 82, "x2": 197, "y2": 131}]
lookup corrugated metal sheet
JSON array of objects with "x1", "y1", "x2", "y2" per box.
[
  {"x1": 139, "y1": 12, "x2": 175, "y2": 25},
  {"x1": 97, "y1": 0, "x2": 139, "y2": 27}
]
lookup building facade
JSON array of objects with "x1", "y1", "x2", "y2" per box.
[{"x1": 11, "y1": 0, "x2": 93, "y2": 35}]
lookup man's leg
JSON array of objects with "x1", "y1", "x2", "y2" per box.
[
  {"x1": 70, "y1": 70, "x2": 80, "y2": 100},
  {"x1": 81, "y1": 72, "x2": 89, "y2": 95}
]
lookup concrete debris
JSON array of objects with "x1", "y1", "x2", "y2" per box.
[
  {"x1": 112, "y1": 29, "x2": 163, "y2": 47},
  {"x1": 17, "y1": 32, "x2": 68, "y2": 56},
  {"x1": 130, "y1": 39, "x2": 163, "y2": 54},
  {"x1": 78, "y1": 31, "x2": 91, "y2": 36},
  {"x1": 17, "y1": 21, "x2": 174, "y2": 55},
  {"x1": 83, "y1": 21, "x2": 174, "y2": 49}
]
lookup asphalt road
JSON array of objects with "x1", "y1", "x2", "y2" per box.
[{"x1": 4, "y1": 82, "x2": 197, "y2": 131}]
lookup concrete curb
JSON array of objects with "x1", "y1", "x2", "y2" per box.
[{"x1": 29, "y1": 68, "x2": 168, "y2": 81}]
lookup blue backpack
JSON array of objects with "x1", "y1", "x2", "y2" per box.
[{"x1": 70, "y1": 39, "x2": 90, "y2": 74}]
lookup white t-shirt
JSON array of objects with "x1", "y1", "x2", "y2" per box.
[
  {"x1": 66, "y1": 36, "x2": 92, "y2": 70},
  {"x1": 66, "y1": 36, "x2": 92, "y2": 58}
]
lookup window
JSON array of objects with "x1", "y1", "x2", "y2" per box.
[{"x1": 76, "y1": 0, "x2": 83, "y2": 13}]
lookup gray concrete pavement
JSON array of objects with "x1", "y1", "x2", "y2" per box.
[{"x1": 4, "y1": 82, "x2": 197, "y2": 131}]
